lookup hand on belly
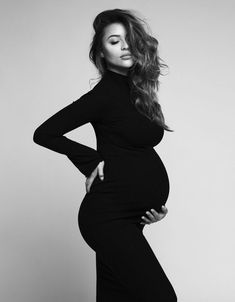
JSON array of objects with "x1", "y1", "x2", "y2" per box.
[{"x1": 140, "y1": 205, "x2": 168, "y2": 225}]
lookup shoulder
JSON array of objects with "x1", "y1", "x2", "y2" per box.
[
  {"x1": 89, "y1": 74, "x2": 114, "y2": 97},
  {"x1": 69, "y1": 76, "x2": 112, "y2": 121},
  {"x1": 81, "y1": 75, "x2": 115, "y2": 108}
]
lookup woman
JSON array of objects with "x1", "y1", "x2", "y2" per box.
[{"x1": 33, "y1": 8, "x2": 177, "y2": 302}]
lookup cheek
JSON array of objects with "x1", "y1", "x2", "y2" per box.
[{"x1": 105, "y1": 47, "x2": 120, "y2": 62}]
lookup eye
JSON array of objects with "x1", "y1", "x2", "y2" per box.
[{"x1": 110, "y1": 41, "x2": 119, "y2": 45}]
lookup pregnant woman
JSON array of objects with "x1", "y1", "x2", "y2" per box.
[{"x1": 33, "y1": 8, "x2": 177, "y2": 302}]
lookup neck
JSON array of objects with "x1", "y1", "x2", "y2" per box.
[{"x1": 107, "y1": 67, "x2": 128, "y2": 77}]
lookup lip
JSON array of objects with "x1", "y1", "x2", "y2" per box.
[
  {"x1": 120, "y1": 55, "x2": 132, "y2": 59},
  {"x1": 121, "y1": 55, "x2": 132, "y2": 60}
]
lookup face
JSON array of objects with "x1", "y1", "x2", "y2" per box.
[{"x1": 101, "y1": 23, "x2": 134, "y2": 75}]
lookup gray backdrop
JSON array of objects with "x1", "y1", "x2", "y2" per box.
[{"x1": 1, "y1": 0, "x2": 235, "y2": 301}]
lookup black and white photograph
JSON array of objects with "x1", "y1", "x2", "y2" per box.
[{"x1": 1, "y1": 1, "x2": 234, "y2": 302}]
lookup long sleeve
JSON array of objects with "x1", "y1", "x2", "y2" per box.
[{"x1": 33, "y1": 89, "x2": 107, "y2": 178}]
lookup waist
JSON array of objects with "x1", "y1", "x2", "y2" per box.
[{"x1": 98, "y1": 143, "x2": 156, "y2": 160}]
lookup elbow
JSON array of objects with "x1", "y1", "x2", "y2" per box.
[
  {"x1": 33, "y1": 127, "x2": 46, "y2": 145},
  {"x1": 33, "y1": 126, "x2": 57, "y2": 149}
]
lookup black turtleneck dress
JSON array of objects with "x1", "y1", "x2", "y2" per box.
[{"x1": 33, "y1": 69, "x2": 177, "y2": 302}]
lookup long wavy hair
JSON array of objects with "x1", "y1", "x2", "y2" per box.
[{"x1": 89, "y1": 8, "x2": 173, "y2": 132}]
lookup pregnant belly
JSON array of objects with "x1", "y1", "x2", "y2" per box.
[
  {"x1": 78, "y1": 149, "x2": 170, "y2": 227},
  {"x1": 89, "y1": 148, "x2": 170, "y2": 211}
]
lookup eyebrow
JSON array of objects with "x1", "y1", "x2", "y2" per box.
[{"x1": 107, "y1": 34, "x2": 122, "y2": 40}]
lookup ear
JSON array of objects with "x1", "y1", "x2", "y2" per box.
[{"x1": 100, "y1": 51, "x2": 104, "y2": 58}]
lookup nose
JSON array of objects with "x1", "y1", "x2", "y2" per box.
[{"x1": 121, "y1": 39, "x2": 129, "y2": 50}]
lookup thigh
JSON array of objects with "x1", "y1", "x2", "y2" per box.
[
  {"x1": 94, "y1": 221, "x2": 177, "y2": 302},
  {"x1": 96, "y1": 253, "x2": 136, "y2": 302}
]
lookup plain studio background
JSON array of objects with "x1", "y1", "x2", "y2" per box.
[{"x1": 1, "y1": 0, "x2": 235, "y2": 301}]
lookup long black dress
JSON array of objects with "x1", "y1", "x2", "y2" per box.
[{"x1": 33, "y1": 69, "x2": 177, "y2": 302}]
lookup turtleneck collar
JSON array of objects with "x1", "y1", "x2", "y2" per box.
[{"x1": 105, "y1": 69, "x2": 129, "y2": 83}]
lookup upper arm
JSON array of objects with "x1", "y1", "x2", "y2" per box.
[{"x1": 34, "y1": 89, "x2": 108, "y2": 137}]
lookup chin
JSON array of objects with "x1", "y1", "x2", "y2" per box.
[{"x1": 121, "y1": 62, "x2": 134, "y2": 68}]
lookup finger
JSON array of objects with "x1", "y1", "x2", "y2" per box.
[
  {"x1": 85, "y1": 177, "x2": 93, "y2": 193},
  {"x1": 98, "y1": 161, "x2": 105, "y2": 180},
  {"x1": 85, "y1": 179, "x2": 89, "y2": 193},
  {"x1": 141, "y1": 216, "x2": 151, "y2": 224},
  {"x1": 161, "y1": 205, "x2": 168, "y2": 213},
  {"x1": 157, "y1": 213, "x2": 167, "y2": 220},
  {"x1": 145, "y1": 211, "x2": 156, "y2": 221},
  {"x1": 86, "y1": 181, "x2": 91, "y2": 193},
  {"x1": 90, "y1": 166, "x2": 98, "y2": 177},
  {"x1": 150, "y1": 209, "x2": 161, "y2": 220},
  {"x1": 158, "y1": 209, "x2": 169, "y2": 220}
]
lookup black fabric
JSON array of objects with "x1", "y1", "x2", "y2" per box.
[{"x1": 33, "y1": 68, "x2": 177, "y2": 301}]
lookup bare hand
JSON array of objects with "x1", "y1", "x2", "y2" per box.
[
  {"x1": 86, "y1": 161, "x2": 105, "y2": 193},
  {"x1": 140, "y1": 205, "x2": 168, "y2": 225}
]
